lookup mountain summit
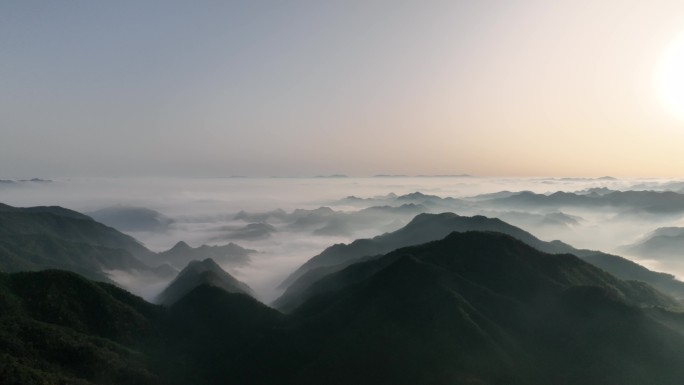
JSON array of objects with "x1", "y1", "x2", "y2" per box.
[
  {"x1": 156, "y1": 258, "x2": 253, "y2": 306},
  {"x1": 273, "y1": 231, "x2": 684, "y2": 385},
  {"x1": 276, "y1": 212, "x2": 684, "y2": 311}
]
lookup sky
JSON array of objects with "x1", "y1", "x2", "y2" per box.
[{"x1": 3, "y1": 0, "x2": 684, "y2": 178}]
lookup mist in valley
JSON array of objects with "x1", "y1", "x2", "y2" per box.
[
  {"x1": 3, "y1": 175, "x2": 684, "y2": 303},
  {"x1": 8, "y1": 1, "x2": 684, "y2": 382}
]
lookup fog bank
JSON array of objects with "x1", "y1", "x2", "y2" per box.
[{"x1": 4, "y1": 176, "x2": 684, "y2": 302}]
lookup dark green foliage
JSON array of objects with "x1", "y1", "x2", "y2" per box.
[
  {"x1": 3, "y1": 231, "x2": 684, "y2": 385},
  {"x1": 0, "y1": 271, "x2": 162, "y2": 385},
  {"x1": 6, "y1": 270, "x2": 160, "y2": 344},
  {"x1": 533, "y1": 286, "x2": 684, "y2": 385},
  {"x1": 0, "y1": 270, "x2": 281, "y2": 385},
  {"x1": 274, "y1": 232, "x2": 684, "y2": 385},
  {"x1": 161, "y1": 286, "x2": 284, "y2": 385}
]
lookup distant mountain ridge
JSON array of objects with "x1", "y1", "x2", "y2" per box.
[
  {"x1": 482, "y1": 189, "x2": 684, "y2": 214},
  {"x1": 234, "y1": 203, "x2": 428, "y2": 237},
  {"x1": 217, "y1": 222, "x2": 278, "y2": 241},
  {"x1": 331, "y1": 191, "x2": 466, "y2": 209},
  {"x1": 0, "y1": 203, "x2": 257, "y2": 291},
  {"x1": 155, "y1": 241, "x2": 255, "y2": 269},
  {"x1": 87, "y1": 205, "x2": 174, "y2": 233},
  {"x1": 620, "y1": 227, "x2": 684, "y2": 260}
]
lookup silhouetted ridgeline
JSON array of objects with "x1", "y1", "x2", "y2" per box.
[
  {"x1": 156, "y1": 258, "x2": 254, "y2": 306},
  {"x1": 482, "y1": 190, "x2": 684, "y2": 215},
  {"x1": 3, "y1": 231, "x2": 684, "y2": 384},
  {"x1": 0, "y1": 203, "x2": 253, "y2": 280},
  {"x1": 0, "y1": 203, "x2": 155, "y2": 281},
  {"x1": 620, "y1": 227, "x2": 684, "y2": 260},
  {"x1": 276, "y1": 213, "x2": 684, "y2": 311},
  {"x1": 155, "y1": 241, "x2": 254, "y2": 270}
]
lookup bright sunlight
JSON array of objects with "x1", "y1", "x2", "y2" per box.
[{"x1": 656, "y1": 32, "x2": 684, "y2": 120}]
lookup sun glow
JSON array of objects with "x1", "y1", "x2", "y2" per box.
[{"x1": 656, "y1": 32, "x2": 684, "y2": 120}]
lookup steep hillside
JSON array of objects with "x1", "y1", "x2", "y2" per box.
[
  {"x1": 276, "y1": 213, "x2": 684, "y2": 311},
  {"x1": 156, "y1": 258, "x2": 254, "y2": 306},
  {"x1": 0, "y1": 204, "x2": 155, "y2": 282}
]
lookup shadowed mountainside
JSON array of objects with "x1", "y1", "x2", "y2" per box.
[
  {"x1": 268, "y1": 232, "x2": 684, "y2": 385},
  {"x1": 0, "y1": 203, "x2": 155, "y2": 282},
  {"x1": 156, "y1": 258, "x2": 254, "y2": 306},
  {"x1": 276, "y1": 212, "x2": 684, "y2": 311},
  {"x1": 3, "y1": 232, "x2": 684, "y2": 384},
  {"x1": 0, "y1": 203, "x2": 257, "y2": 287},
  {"x1": 0, "y1": 269, "x2": 277, "y2": 385},
  {"x1": 0, "y1": 270, "x2": 164, "y2": 385}
]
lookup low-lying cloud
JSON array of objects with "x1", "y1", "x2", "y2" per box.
[{"x1": 4, "y1": 176, "x2": 684, "y2": 303}]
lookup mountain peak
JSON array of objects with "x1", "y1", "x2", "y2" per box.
[
  {"x1": 171, "y1": 240, "x2": 191, "y2": 250},
  {"x1": 186, "y1": 258, "x2": 223, "y2": 272},
  {"x1": 156, "y1": 258, "x2": 253, "y2": 306},
  {"x1": 406, "y1": 211, "x2": 460, "y2": 224}
]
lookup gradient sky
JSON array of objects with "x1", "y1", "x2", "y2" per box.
[{"x1": 3, "y1": 0, "x2": 684, "y2": 178}]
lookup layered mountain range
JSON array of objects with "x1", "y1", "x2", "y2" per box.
[
  {"x1": 3, "y1": 230, "x2": 684, "y2": 384},
  {"x1": 620, "y1": 227, "x2": 684, "y2": 260},
  {"x1": 4, "y1": 202, "x2": 684, "y2": 384},
  {"x1": 0, "y1": 203, "x2": 255, "y2": 282},
  {"x1": 276, "y1": 212, "x2": 684, "y2": 311},
  {"x1": 0, "y1": 203, "x2": 155, "y2": 282}
]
